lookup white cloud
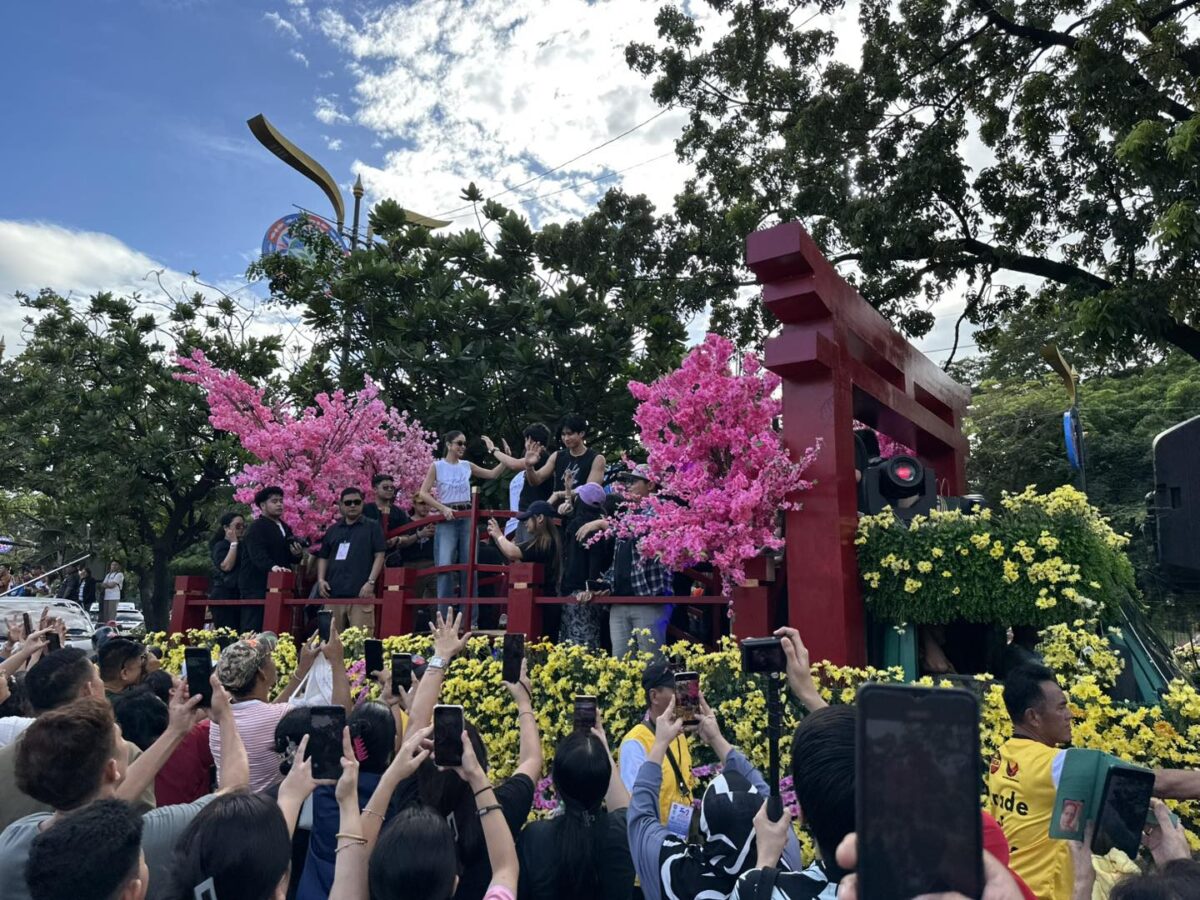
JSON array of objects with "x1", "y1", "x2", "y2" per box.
[
  {"x1": 314, "y1": 94, "x2": 351, "y2": 125},
  {"x1": 289, "y1": 48, "x2": 310, "y2": 67},
  {"x1": 264, "y1": 11, "x2": 301, "y2": 40},
  {"x1": 324, "y1": 136, "x2": 344, "y2": 151}
]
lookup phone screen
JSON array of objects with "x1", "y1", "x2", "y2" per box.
[
  {"x1": 856, "y1": 684, "x2": 982, "y2": 900},
  {"x1": 46, "y1": 631, "x2": 61, "y2": 653},
  {"x1": 392, "y1": 653, "x2": 412, "y2": 694},
  {"x1": 502, "y1": 633, "x2": 525, "y2": 684},
  {"x1": 574, "y1": 695, "x2": 597, "y2": 732},
  {"x1": 21, "y1": 613, "x2": 33, "y2": 639},
  {"x1": 1093, "y1": 767, "x2": 1155, "y2": 858},
  {"x1": 317, "y1": 610, "x2": 332, "y2": 643},
  {"x1": 433, "y1": 705, "x2": 465, "y2": 767},
  {"x1": 183, "y1": 648, "x2": 214, "y2": 707},
  {"x1": 673, "y1": 672, "x2": 699, "y2": 725},
  {"x1": 364, "y1": 639, "x2": 384, "y2": 677},
  {"x1": 306, "y1": 706, "x2": 346, "y2": 781}
]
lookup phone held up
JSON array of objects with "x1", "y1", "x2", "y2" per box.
[
  {"x1": 673, "y1": 671, "x2": 700, "y2": 729},
  {"x1": 502, "y1": 633, "x2": 524, "y2": 684},
  {"x1": 183, "y1": 647, "x2": 214, "y2": 707},
  {"x1": 317, "y1": 610, "x2": 332, "y2": 643},
  {"x1": 392, "y1": 653, "x2": 413, "y2": 695},
  {"x1": 855, "y1": 684, "x2": 983, "y2": 900},
  {"x1": 1093, "y1": 767, "x2": 1156, "y2": 858},
  {"x1": 740, "y1": 636, "x2": 787, "y2": 674},
  {"x1": 46, "y1": 631, "x2": 61, "y2": 653},
  {"x1": 306, "y1": 706, "x2": 346, "y2": 781},
  {"x1": 364, "y1": 639, "x2": 384, "y2": 678},
  {"x1": 434, "y1": 704, "x2": 465, "y2": 767},
  {"x1": 573, "y1": 695, "x2": 597, "y2": 733}
]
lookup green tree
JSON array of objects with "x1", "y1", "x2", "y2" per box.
[
  {"x1": 0, "y1": 290, "x2": 280, "y2": 628},
  {"x1": 628, "y1": 0, "x2": 1200, "y2": 360},
  {"x1": 250, "y1": 192, "x2": 698, "y2": 465}
]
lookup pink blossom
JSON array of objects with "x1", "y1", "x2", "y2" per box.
[
  {"x1": 175, "y1": 351, "x2": 436, "y2": 542},
  {"x1": 617, "y1": 334, "x2": 819, "y2": 592},
  {"x1": 852, "y1": 420, "x2": 914, "y2": 459}
]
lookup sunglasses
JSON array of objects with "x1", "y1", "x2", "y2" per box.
[
  {"x1": 450, "y1": 440, "x2": 467, "y2": 446},
  {"x1": 343, "y1": 499, "x2": 363, "y2": 506}
]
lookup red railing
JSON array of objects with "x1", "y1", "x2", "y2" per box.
[{"x1": 169, "y1": 492, "x2": 775, "y2": 641}]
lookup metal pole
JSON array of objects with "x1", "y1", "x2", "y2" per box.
[
  {"x1": 766, "y1": 673, "x2": 783, "y2": 820},
  {"x1": 339, "y1": 175, "x2": 365, "y2": 384}
]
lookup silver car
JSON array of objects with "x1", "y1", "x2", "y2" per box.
[{"x1": 0, "y1": 598, "x2": 95, "y2": 652}]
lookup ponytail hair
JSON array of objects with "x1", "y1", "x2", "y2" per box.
[
  {"x1": 441, "y1": 430, "x2": 465, "y2": 455},
  {"x1": 551, "y1": 731, "x2": 611, "y2": 900},
  {"x1": 527, "y1": 515, "x2": 563, "y2": 595}
]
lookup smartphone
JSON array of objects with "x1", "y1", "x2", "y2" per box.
[
  {"x1": 855, "y1": 684, "x2": 983, "y2": 900},
  {"x1": 433, "y1": 704, "x2": 465, "y2": 767},
  {"x1": 21, "y1": 613, "x2": 33, "y2": 639},
  {"x1": 573, "y1": 695, "x2": 597, "y2": 732},
  {"x1": 364, "y1": 639, "x2": 384, "y2": 676},
  {"x1": 673, "y1": 671, "x2": 700, "y2": 727},
  {"x1": 46, "y1": 631, "x2": 61, "y2": 653},
  {"x1": 741, "y1": 637, "x2": 787, "y2": 674},
  {"x1": 306, "y1": 706, "x2": 346, "y2": 780},
  {"x1": 1093, "y1": 767, "x2": 1156, "y2": 858},
  {"x1": 317, "y1": 610, "x2": 332, "y2": 643},
  {"x1": 392, "y1": 653, "x2": 412, "y2": 694},
  {"x1": 502, "y1": 633, "x2": 525, "y2": 684},
  {"x1": 183, "y1": 647, "x2": 214, "y2": 707}
]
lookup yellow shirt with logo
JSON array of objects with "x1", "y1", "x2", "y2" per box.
[
  {"x1": 621, "y1": 722, "x2": 694, "y2": 823},
  {"x1": 987, "y1": 737, "x2": 1070, "y2": 900}
]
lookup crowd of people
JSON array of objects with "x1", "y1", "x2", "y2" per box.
[
  {"x1": 204, "y1": 416, "x2": 680, "y2": 659},
  {"x1": 0, "y1": 611, "x2": 1197, "y2": 900},
  {"x1": 1, "y1": 560, "x2": 125, "y2": 622}
]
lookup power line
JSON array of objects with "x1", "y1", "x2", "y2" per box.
[{"x1": 432, "y1": 106, "x2": 676, "y2": 219}]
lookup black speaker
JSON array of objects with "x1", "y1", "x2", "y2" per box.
[
  {"x1": 1152, "y1": 415, "x2": 1200, "y2": 589},
  {"x1": 860, "y1": 455, "x2": 937, "y2": 520}
]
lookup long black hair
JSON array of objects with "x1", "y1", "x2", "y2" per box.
[
  {"x1": 349, "y1": 701, "x2": 396, "y2": 775},
  {"x1": 549, "y1": 731, "x2": 611, "y2": 900},
  {"x1": 525, "y1": 513, "x2": 563, "y2": 595},
  {"x1": 370, "y1": 806, "x2": 459, "y2": 900},
  {"x1": 417, "y1": 721, "x2": 489, "y2": 863},
  {"x1": 210, "y1": 511, "x2": 244, "y2": 546},
  {"x1": 166, "y1": 791, "x2": 291, "y2": 900}
]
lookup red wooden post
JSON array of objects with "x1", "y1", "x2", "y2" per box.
[
  {"x1": 380, "y1": 566, "x2": 416, "y2": 637},
  {"x1": 747, "y1": 221, "x2": 969, "y2": 666},
  {"x1": 504, "y1": 562, "x2": 542, "y2": 638},
  {"x1": 263, "y1": 571, "x2": 293, "y2": 635},
  {"x1": 170, "y1": 576, "x2": 210, "y2": 634},
  {"x1": 463, "y1": 489, "x2": 481, "y2": 625},
  {"x1": 730, "y1": 556, "x2": 774, "y2": 639}
]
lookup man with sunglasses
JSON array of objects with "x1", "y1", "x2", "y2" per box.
[{"x1": 317, "y1": 487, "x2": 386, "y2": 635}]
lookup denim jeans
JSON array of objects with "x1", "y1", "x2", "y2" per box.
[
  {"x1": 434, "y1": 517, "x2": 472, "y2": 616},
  {"x1": 609, "y1": 604, "x2": 666, "y2": 659}
]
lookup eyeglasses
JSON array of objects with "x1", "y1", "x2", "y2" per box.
[{"x1": 343, "y1": 499, "x2": 363, "y2": 506}]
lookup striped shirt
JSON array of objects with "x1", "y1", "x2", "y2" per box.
[{"x1": 209, "y1": 699, "x2": 291, "y2": 793}]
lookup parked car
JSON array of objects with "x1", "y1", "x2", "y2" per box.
[
  {"x1": 88, "y1": 601, "x2": 145, "y2": 635},
  {"x1": 0, "y1": 598, "x2": 95, "y2": 652}
]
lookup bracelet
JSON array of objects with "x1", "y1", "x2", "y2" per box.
[
  {"x1": 477, "y1": 803, "x2": 503, "y2": 818},
  {"x1": 519, "y1": 711, "x2": 535, "y2": 721},
  {"x1": 336, "y1": 842, "x2": 366, "y2": 853},
  {"x1": 474, "y1": 784, "x2": 495, "y2": 797},
  {"x1": 335, "y1": 832, "x2": 367, "y2": 842},
  {"x1": 362, "y1": 807, "x2": 385, "y2": 821}
]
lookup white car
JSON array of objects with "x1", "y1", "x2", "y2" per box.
[
  {"x1": 0, "y1": 598, "x2": 95, "y2": 652},
  {"x1": 88, "y1": 601, "x2": 145, "y2": 634}
]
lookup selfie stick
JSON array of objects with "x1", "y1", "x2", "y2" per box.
[{"x1": 766, "y1": 674, "x2": 783, "y2": 822}]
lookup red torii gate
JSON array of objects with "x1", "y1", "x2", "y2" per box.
[{"x1": 747, "y1": 222, "x2": 970, "y2": 667}]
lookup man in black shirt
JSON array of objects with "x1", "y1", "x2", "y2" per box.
[
  {"x1": 318, "y1": 486, "x2": 386, "y2": 636},
  {"x1": 363, "y1": 474, "x2": 433, "y2": 566},
  {"x1": 238, "y1": 486, "x2": 302, "y2": 632}
]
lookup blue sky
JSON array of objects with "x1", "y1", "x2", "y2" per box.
[{"x1": 0, "y1": 0, "x2": 976, "y2": 362}]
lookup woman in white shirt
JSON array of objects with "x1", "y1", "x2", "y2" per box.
[{"x1": 416, "y1": 431, "x2": 505, "y2": 612}]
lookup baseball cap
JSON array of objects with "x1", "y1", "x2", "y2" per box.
[
  {"x1": 216, "y1": 638, "x2": 272, "y2": 692},
  {"x1": 641, "y1": 660, "x2": 676, "y2": 692},
  {"x1": 515, "y1": 500, "x2": 557, "y2": 520},
  {"x1": 573, "y1": 482, "x2": 607, "y2": 507},
  {"x1": 619, "y1": 463, "x2": 654, "y2": 483}
]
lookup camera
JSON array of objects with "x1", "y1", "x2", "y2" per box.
[
  {"x1": 290, "y1": 536, "x2": 312, "y2": 549},
  {"x1": 741, "y1": 637, "x2": 787, "y2": 674}
]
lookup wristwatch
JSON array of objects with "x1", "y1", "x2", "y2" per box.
[{"x1": 428, "y1": 656, "x2": 448, "y2": 671}]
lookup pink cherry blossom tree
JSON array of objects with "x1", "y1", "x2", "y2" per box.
[
  {"x1": 176, "y1": 351, "x2": 436, "y2": 541},
  {"x1": 619, "y1": 333, "x2": 820, "y2": 591}
]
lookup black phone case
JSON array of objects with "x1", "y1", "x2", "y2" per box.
[{"x1": 434, "y1": 709, "x2": 464, "y2": 766}]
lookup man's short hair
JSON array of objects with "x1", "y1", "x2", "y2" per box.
[
  {"x1": 111, "y1": 686, "x2": 169, "y2": 751},
  {"x1": 790, "y1": 706, "x2": 856, "y2": 866},
  {"x1": 1003, "y1": 663, "x2": 1058, "y2": 723},
  {"x1": 559, "y1": 413, "x2": 588, "y2": 436},
  {"x1": 523, "y1": 422, "x2": 552, "y2": 446},
  {"x1": 27, "y1": 800, "x2": 144, "y2": 900},
  {"x1": 16, "y1": 698, "x2": 119, "y2": 810},
  {"x1": 253, "y1": 486, "x2": 284, "y2": 507},
  {"x1": 98, "y1": 638, "x2": 145, "y2": 681},
  {"x1": 340, "y1": 486, "x2": 364, "y2": 501},
  {"x1": 24, "y1": 649, "x2": 96, "y2": 714}
]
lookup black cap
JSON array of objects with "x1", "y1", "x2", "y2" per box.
[
  {"x1": 515, "y1": 500, "x2": 556, "y2": 520},
  {"x1": 641, "y1": 661, "x2": 676, "y2": 691}
]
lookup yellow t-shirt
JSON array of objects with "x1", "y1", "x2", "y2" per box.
[
  {"x1": 621, "y1": 722, "x2": 694, "y2": 823},
  {"x1": 987, "y1": 737, "x2": 1070, "y2": 900}
]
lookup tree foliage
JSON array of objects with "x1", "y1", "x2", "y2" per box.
[
  {"x1": 628, "y1": 0, "x2": 1200, "y2": 361},
  {"x1": 0, "y1": 291, "x2": 280, "y2": 628},
  {"x1": 250, "y1": 192, "x2": 706, "y2": 461}
]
